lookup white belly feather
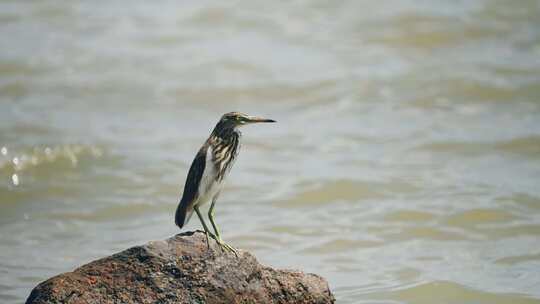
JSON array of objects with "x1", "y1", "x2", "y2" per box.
[{"x1": 195, "y1": 147, "x2": 223, "y2": 207}]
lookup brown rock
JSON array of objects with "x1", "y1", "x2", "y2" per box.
[{"x1": 26, "y1": 231, "x2": 334, "y2": 304}]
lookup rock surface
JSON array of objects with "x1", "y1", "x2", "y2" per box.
[{"x1": 26, "y1": 231, "x2": 334, "y2": 304}]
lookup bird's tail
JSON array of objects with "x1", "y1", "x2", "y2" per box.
[{"x1": 175, "y1": 201, "x2": 193, "y2": 228}]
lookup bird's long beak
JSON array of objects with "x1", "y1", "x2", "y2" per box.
[{"x1": 245, "y1": 116, "x2": 276, "y2": 123}]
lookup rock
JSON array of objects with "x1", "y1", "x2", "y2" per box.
[{"x1": 26, "y1": 231, "x2": 334, "y2": 304}]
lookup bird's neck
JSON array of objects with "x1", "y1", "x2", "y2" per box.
[
  {"x1": 211, "y1": 126, "x2": 241, "y2": 141},
  {"x1": 208, "y1": 127, "x2": 241, "y2": 181}
]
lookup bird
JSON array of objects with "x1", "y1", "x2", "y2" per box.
[{"x1": 175, "y1": 112, "x2": 276, "y2": 254}]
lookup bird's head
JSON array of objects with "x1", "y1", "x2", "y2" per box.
[
  {"x1": 212, "y1": 112, "x2": 275, "y2": 137},
  {"x1": 218, "y1": 111, "x2": 275, "y2": 128}
]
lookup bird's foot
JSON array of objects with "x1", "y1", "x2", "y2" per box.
[{"x1": 215, "y1": 238, "x2": 238, "y2": 256}]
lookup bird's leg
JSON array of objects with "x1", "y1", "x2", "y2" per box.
[
  {"x1": 208, "y1": 198, "x2": 238, "y2": 256},
  {"x1": 208, "y1": 199, "x2": 221, "y2": 239},
  {"x1": 194, "y1": 205, "x2": 216, "y2": 248}
]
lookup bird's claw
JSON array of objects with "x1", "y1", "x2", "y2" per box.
[
  {"x1": 200, "y1": 230, "x2": 237, "y2": 256},
  {"x1": 216, "y1": 238, "x2": 238, "y2": 256}
]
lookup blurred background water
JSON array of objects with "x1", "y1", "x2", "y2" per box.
[{"x1": 1, "y1": 1, "x2": 540, "y2": 303}]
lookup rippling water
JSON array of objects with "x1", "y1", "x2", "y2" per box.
[{"x1": 1, "y1": 1, "x2": 540, "y2": 303}]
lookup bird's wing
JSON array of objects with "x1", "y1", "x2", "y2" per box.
[{"x1": 175, "y1": 147, "x2": 206, "y2": 227}]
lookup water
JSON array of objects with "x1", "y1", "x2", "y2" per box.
[{"x1": 1, "y1": 1, "x2": 540, "y2": 303}]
